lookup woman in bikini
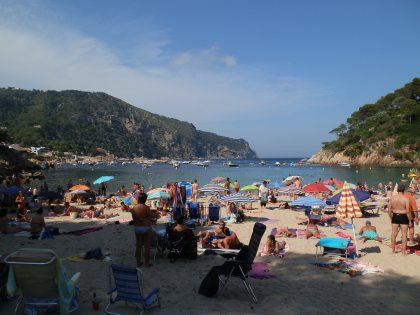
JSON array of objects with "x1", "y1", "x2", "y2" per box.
[{"x1": 131, "y1": 193, "x2": 160, "y2": 267}]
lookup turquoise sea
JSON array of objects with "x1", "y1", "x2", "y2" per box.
[{"x1": 39, "y1": 158, "x2": 411, "y2": 193}]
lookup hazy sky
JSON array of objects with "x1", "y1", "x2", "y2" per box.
[{"x1": 0, "y1": 0, "x2": 419, "y2": 157}]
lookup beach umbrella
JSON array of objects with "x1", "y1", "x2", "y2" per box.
[
  {"x1": 277, "y1": 186, "x2": 304, "y2": 194},
  {"x1": 291, "y1": 197, "x2": 326, "y2": 207},
  {"x1": 147, "y1": 191, "x2": 170, "y2": 200},
  {"x1": 123, "y1": 195, "x2": 138, "y2": 206},
  {"x1": 282, "y1": 176, "x2": 302, "y2": 186},
  {"x1": 323, "y1": 178, "x2": 344, "y2": 186},
  {"x1": 240, "y1": 185, "x2": 259, "y2": 192},
  {"x1": 324, "y1": 185, "x2": 336, "y2": 192},
  {"x1": 147, "y1": 188, "x2": 169, "y2": 194},
  {"x1": 93, "y1": 176, "x2": 114, "y2": 185},
  {"x1": 328, "y1": 189, "x2": 370, "y2": 204},
  {"x1": 211, "y1": 177, "x2": 225, "y2": 183},
  {"x1": 219, "y1": 193, "x2": 256, "y2": 203},
  {"x1": 336, "y1": 182, "x2": 363, "y2": 256},
  {"x1": 303, "y1": 183, "x2": 330, "y2": 193},
  {"x1": 69, "y1": 184, "x2": 90, "y2": 191},
  {"x1": 199, "y1": 183, "x2": 227, "y2": 193},
  {"x1": 332, "y1": 183, "x2": 358, "y2": 196},
  {"x1": 70, "y1": 189, "x2": 87, "y2": 195}
]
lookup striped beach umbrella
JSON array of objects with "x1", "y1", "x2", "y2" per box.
[
  {"x1": 291, "y1": 197, "x2": 326, "y2": 207},
  {"x1": 219, "y1": 193, "x2": 256, "y2": 203},
  {"x1": 336, "y1": 181, "x2": 363, "y2": 256},
  {"x1": 199, "y1": 183, "x2": 227, "y2": 193}
]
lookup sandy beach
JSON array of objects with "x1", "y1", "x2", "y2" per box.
[{"x1": 1, "y1": 197, "x2": 420, "y2": 315}]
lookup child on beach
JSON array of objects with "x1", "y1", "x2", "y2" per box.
[{"x1": 260, "y1": 235, "x2": 286, "y2": 256}]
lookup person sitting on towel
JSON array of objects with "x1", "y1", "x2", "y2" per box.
[
  {"x1": 275, "y1": 226, "x2": 297, "y2": 237},
  {"x1": 212, "y1": 231, "x2": 241, "y2": 249},
  {"x1": 306, "y1": 222, "x2": 321, "y2": 239},
  {"x1": 359, "y1": 220, "x2": 382, "y2": 243},
  {"x1": 197, "y1": 220, "x2": 230, "y2": 246},
  {"x1": 260, "y1": 235, "x2": 286, "y2": 256}
]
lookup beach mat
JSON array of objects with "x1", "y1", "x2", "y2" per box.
[
  {"x1": 311, "y1": 259, "x2": 384, "y2": 277},
  {"x1": 248, "y1": 262, "x2": 277, "y2": 279},
  {"x1": 63, "y1": 227, "x2": 103, "y2": 236}
]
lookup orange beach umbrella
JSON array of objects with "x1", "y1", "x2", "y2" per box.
[{"x1": 69, "y1": 184, "x2": 91, "y2": 191}]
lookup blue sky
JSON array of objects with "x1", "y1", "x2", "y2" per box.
[{"x1": 0, "y1": 0, "x2": 419, "y2": 157}]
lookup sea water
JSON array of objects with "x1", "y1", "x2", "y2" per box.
[{"x1": 38, "y1": 158, "x2": 410, "y2": 193}]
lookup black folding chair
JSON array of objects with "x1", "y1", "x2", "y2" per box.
[{"x1": 218, "y1": 222, "x2": 266, "y2": 303}]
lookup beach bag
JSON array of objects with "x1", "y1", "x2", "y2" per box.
[
  {"x1": 261, "y1": 196, "x2": 268, "y2": 203},
  {"x1": 198, "y1": 266, "x2": 220, "y2": 297}
]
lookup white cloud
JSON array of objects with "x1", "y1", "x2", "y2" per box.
[{"x1": 0, "y1": 1, "x2": 332, "y2": 156}]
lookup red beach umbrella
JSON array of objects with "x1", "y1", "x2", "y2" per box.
[{"x1": 303, "y1": 183, "x2": 330, "y2": 193}]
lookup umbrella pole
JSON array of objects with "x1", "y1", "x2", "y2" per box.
[{"x1": 351, "y1": 218, "x2": 359, "y2": 258}]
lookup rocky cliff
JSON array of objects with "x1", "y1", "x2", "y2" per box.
[{"x1": 0, "y1": 88, "x2": 257, "y2": 159}]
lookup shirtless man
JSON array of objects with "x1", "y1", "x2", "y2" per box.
[
  {"x1": 31, "y1": 207, "x2": 46, "y2": 235},
  {"x1": 404, "y1": 188, "x2": 419, "y2": 246},
  {"x1": 191, "y1": 179, "x2": 199, "y2": 203},
  {"x1": 359, "y1": 220, "x2": 382, "y2": 243},
  {"x1": 131, "y1": 193, "x2": 160, "y2": 267},
  {"x1": 213, "y1": 231, "x2": 241, "y2": 249},
  {"x1": 388, "y1": 185, "x2": 411, "y2": 255},
  {"x1": 198, "y1": 220, "x2": 230, "y2": 246}
]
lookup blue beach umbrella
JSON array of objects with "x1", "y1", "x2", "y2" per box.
[
  {"x1": 291, "y1": 197, "x2": 327, "y2": 207},
  {"x1": 268, "y1": 182, "x2": 281, "y2": 189},
  {"x1": 0, "y1": 187, "x2": 30, "y2": 195},
  {"x1": 123, "y1": 195, "x2": 138, "y2": 205},
  {"x1": 147, "y1": 191, "x2": 170, "y2": 200},
  {"x1": 328, "y1": 189, "x2": 370, "y2": 205},
  {"x1": 93, "y1": 176, "x2": 114, "y2": 185}
]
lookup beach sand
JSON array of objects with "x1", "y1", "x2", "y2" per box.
[{"x1": 1, "y1": 200, "x2": 420, "y2": 315}]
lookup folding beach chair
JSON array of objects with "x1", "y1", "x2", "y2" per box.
[
  {"x1": 207, "y1": 206, "x2": 220, "y2": 224},
  {"x1": 218, "y1": 222, "x2": 266, "y2": 303},
  {"x1": 305, "y1": 206, "x2": 321, "y2": 225},
  {"x1": 315, "y1": 238, "x2": 350, "y2": 264},
  {"x1": 4, "y1": 248, "x2": 80, "y2": 315},
  {"x1": 106, "y1": 264, "x2": 160, "y2": 315},
  {"x1": 188, "y1": 203, "x2": 200, "y2": 222}
]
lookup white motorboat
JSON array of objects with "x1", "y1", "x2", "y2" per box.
[
  {"x1": 227, "y1": 161, "x2": 239, "y2": 167},
  {"x1": 338, "y1": 162, "x2": 351, "y2": 167}
]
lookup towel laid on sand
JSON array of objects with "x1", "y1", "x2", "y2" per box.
[
  {"x1": 312, "y1": 259, "x2": 384, "y2": 277},
  {"x1": 63, "y1": 227, "x2": 103, "y2": 236},
  {"x1": 248, "y1": 262, "x2": 277, "y2": 279}
]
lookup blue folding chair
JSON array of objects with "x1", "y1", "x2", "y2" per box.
[
  {"x1": 315, "y1": 238, "x2": 350, "y2": 263},
  {"x1": 188, "y1": 203, "x2": 200, "y2": 221},
  {"x1": 207, "y1": 206, "x2": 220, "y2": 224},
  {"x1": 106, "y1": 264, "x2": 160, "y2": 315}
]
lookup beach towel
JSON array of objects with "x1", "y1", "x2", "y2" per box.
[
  {"x1": 312, "y1": 259, "x2": 384, "y2": 277},
  {"x1": 248, "y1": 262, "x2": 277, "y2": 279},
  {"x1": 336, "y1": 232, "x2": 353, "y2": 240},
  {"x1": 63, "y1": 227, "x2": 103, "y2": 236},
  {"x1": 333, "y1": 224, "x2": 354, "y2": 229},
  {"x1": 271, "y1": 227, "x2": 326, "y2": 239},
  {"x1": 384, "y1": 241, "x2": 420, "y2": 254}
]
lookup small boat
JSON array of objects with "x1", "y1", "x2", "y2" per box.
[
  {"x1": 338, "y1": 162, "x2": 351, "y2": 167},
  {"x1": 259, "y1": 160, "x2": 265, "y2": 165},
  {"x1": 227, "y1": 161, "x2": 239, "y2": 167},
  {"x1": 274, "y1": 162, "x2": 281, "y2": 167}
]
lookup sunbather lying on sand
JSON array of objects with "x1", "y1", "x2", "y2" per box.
[
  {"x1": 275, "y1": 226, "x2": 297, "y2": 237},
  {"x1": 359, "y1": 220, "x2": 382, "y2": 243},
  {"x1": 296, "y1": 213, "x2": 349, "y2": 229}
]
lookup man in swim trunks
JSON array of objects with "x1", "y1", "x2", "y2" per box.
[
  {"x1": 197, "y1": 220, "x2": 230, "y2": 246},
  {"x1": 131, "y1": 193, "x2": 160, "y2": 267},
  {"x1": 359, "y1": 220, "x2": 382, "y2": 243},
  {"x1": 404, "y1": 188, "x2": 419, "y2": 246},
  {"x1": 212, "y1": 231, "x2": 241, "y2": 249},
  {"x1": 388, "y1": 185, "x2": 411, "y2": 255},
  {"x1": 191, "y1": 179, "x2": 199, "y2": 203}
]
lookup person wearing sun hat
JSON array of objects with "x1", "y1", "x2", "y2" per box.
[{"x1": 359, "y1": 220, "x2": 382, "y2": 243}]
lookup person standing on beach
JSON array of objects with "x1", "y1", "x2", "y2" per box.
[
  {"x1": 404, "y1": 188, "x2": 418, "y2": 246},
  {"x1": 191, "y1": 179, "x2": 199, "y2": 203},
  {"x1": 131, "y1": 193, "x2": 159, "y2": 267},
  {"x1": 233, "y1": 179, "x2": 240, "y2": 193},
  {"x1": 259, "y1": 181, "x2": 269, "y2": 208},
  {"x1": 224, "y1": 178, "x2": 231, "y2": 195},
  {"x1": 388, "y1": 185, "x2": 411, "y2": 255}
]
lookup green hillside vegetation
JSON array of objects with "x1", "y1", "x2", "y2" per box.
[
  {"x1": 0, "y1": 88, "x2": 256, "y2": 159},
  {"x1": 323, "y1": 78, "x2": 420, "y2": 161}
]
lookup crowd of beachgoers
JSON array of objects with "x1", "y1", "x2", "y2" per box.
[{"x1": 1, "y1": 172, "x2": 420, "y2": 314}]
